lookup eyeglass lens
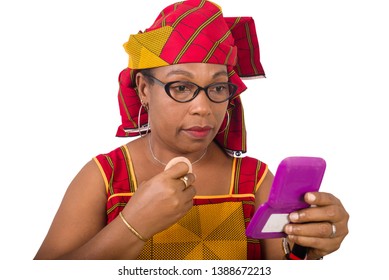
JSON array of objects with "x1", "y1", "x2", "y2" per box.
[{"x1": 167, "y1": 81, "x2": 235, "y2": 102}]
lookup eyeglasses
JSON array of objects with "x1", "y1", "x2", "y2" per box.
[{"x1": 143, "y1": 74, "x2": 237, "y2": 103}]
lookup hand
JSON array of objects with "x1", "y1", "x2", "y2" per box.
[
  {"x1": 284, "y1": 192, "x2": 349, "y2": 259},
  {"x1": 121, "y1": 162, "x2": 196, "y2": 240}
]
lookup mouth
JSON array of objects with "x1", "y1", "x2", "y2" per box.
[{"x1": 184, "y1": 126, "x2": 213, "y2": 138}]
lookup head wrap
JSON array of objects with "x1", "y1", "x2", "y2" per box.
[{"x1": 116, "y1": 0, "x2": 265, "y2": 155}]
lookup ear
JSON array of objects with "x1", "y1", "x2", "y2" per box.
[{"x1": 136, "y1": 72, "x2": 151, "y2": 104}]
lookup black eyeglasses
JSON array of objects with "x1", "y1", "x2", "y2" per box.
[{"x1": 143, "y1": 74, "x2": 237, "y2": 103}]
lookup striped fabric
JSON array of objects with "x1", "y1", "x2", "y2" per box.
[
  {"x1": 94, "y1": 145, "x2": 268, "y2": 259},
  {"x1": 116, "y1": 0, "x2": 265, "y2": 155}
]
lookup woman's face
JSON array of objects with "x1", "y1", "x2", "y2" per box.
[{"x1": 137, "y1": 63, "x2": 229, "y2": 153}]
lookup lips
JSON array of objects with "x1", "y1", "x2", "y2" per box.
[{"x1": 184, "y1": 126, "x2": 212, "y2": 138}]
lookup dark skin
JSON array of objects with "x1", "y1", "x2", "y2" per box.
[{"x1": 34, "y1": 63, "x2": 349, "y2": 260}]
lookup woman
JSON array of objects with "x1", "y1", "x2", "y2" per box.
[{"x1": 34, "y1": 0, "x2": 349, "y2": 260}]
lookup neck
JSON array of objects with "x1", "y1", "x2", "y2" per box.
[{"x1": 147, "y1": 135, "x2": 208, "y2": 167}]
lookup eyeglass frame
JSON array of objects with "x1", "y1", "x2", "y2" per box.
[{"x1": 142, "y1": 73, "x2": 238, "y2": 103}]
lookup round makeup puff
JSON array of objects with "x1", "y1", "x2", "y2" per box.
[{"x1": 164, "y1": 156, "x2": 193, "y2": 173}]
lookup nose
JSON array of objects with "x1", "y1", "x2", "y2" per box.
[{"x1": 189, "y1": 88, "x2": 212, "y2": 116}]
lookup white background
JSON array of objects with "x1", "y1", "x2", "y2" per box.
[{"x1": 1, "y1": 0, "x2": 387, "y2": 279}]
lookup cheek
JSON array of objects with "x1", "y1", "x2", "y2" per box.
[
  {"x1": 148, "y1": 97, "x2": 180, "y2": 127},
  {"x1": 215, "y1": 104, "x2": 228, "y2": 121}
]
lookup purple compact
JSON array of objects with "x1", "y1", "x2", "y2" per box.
[{"x1": 246, "y1": 156, "x2": 326, "y2": 239}]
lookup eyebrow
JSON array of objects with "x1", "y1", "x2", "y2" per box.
[{"x1": 166, "y1": 69, "x2": 228, "y2": 79}]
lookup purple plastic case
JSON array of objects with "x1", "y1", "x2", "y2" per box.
[{"x1": 245, "y1": 156, "x2": 326, "y2": 239}]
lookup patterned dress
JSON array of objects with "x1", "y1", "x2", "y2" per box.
[{"x1": 94, "y1": 145, "x2": 268, "y2": 260}]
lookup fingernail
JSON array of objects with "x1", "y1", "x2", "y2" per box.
[
  {"x1": 306, "y1": 192, "x2": 316, "y2": 203},
  {"x1": 289, "y1": 212, "x2": 299, "y2": 222},
  {"x1": 285, "y1": 225, "x2": 292, "y2": 234}
]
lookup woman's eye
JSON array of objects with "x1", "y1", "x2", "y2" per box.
[
  {"x1": 210, "y1": 84, "x2": 228, "y2": 94},
  {"x1": 177, "y1": 85, "x2": 188, "y2": 92},
  {"x1": 170, "y1": 82, "x2": 194, "y2": 94},
  {"x1": 215, "y1": 86, "x2": 226, "y2": 92}
]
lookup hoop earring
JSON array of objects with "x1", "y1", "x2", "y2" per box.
[
  {"x1": 137, "y1": 103, "x2": 150, "y2": 137},
  {"x1": 218, "y1": 111, "x2": 230, "y2": 134}
]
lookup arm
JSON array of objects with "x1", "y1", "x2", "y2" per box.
[
  {"x1": 34, "y1": 160, "x2": 196, "y2": 259},
  {"x1": 34, "y1": 160, "x2": 146, "y2": 259}
]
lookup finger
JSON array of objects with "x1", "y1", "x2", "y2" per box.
[
  {"x1": 289, "y1": 204, "x2": 341, "y2": 223},
  {"x1": 286, "y1": 235, "x2": 339, "y2": 258},
  {"x1": 182, "y1": 185, "x2": 196, "y2": 202},
  {"x1": 304, "y1": 192, "x2": 341, "y2": 207},
  {"x1": 285, "y1": 221, "x2": 336, "y2": 239},
  {"x1": 175, "y1": 181, "x2": 196, "y2": 208},
  {"x1": 288, "y1": 208, "x2": 349, "y2": 245},
  {"x1": 178, "y1": 173, "x2": 196, "y2": 190},
  {"x1": 185, "y1": 173, "x2": 196, "y2": 185}
]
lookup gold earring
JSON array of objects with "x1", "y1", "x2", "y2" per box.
[{"x1": 138, "y1": 100, "x2": 150, "y2": 137}]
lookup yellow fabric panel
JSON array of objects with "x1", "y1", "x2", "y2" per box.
[
  {"x1": 138, "y1": 202, "x2": 247, "y2": 260},
  {"x1": 123, "y1": 26, "x2": 173, "y2": 69}
]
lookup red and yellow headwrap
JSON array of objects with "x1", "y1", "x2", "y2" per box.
[{"x1": 116, "y1": 0, "x2": 265, "y2": 155}]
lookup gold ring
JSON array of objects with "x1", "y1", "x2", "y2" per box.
[
  {"x1": 180, "y1": 175, "x2": 189, "y2": 189},
  {"x1": 330, "y1": 223, "x2": 337, "y2": 238}
]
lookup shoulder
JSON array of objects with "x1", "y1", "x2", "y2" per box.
[
  {"x1": 94, "y1": 145, "x2": 132, "y2": 172},
  {"x1": 229, "y1": 156, "x2": 269, "y2": 194},
  {"x1": 237, "y1": 156, "x2": 268, "y2": 177},
  {"x1": 95, "y1": 145, "x2": 129, "y2": 162},
  {"x1": 242, "y1": 156, "x2": 274, "y2": 207},
  {"x1": 93, "y1": 144, "x2": 139, "y2": 194}
]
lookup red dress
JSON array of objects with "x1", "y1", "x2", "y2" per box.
[{"x1": 94, "y1": 145, "x2": 268, "y2": 260}]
